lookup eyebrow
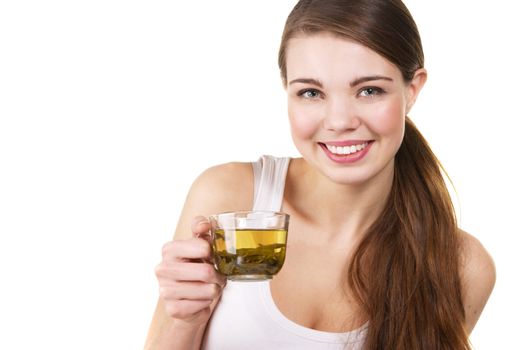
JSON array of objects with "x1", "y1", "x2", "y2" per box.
[{"x1": 288, "y1": 75, "x2": 393, "y2": 88}]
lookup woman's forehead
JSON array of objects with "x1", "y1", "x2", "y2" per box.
[{"x1": 285, "y1": 33, "x2": 402, "y2": 83}]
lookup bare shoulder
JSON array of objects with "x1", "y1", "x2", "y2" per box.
[
  {"x1": 458, "y1": 229, "x2": 496, "y2": 334},
  {"x1": 173, "y1": 161, "x2": 254, "y2": 239},
  {"x1": 190, "y1": 161, "x2": 254, "y2": 208}
]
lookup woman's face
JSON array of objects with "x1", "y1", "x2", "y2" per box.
[{"x1": 285, "y1": 33, "x2": 426, "y2": 185}]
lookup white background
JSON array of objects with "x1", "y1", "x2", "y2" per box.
[{"x1": 0, "y1": 1, "x2": 523, "y2": 349}]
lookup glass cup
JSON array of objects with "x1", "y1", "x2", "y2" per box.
[{"x1": 209, "y1": 211, "x2": 290, "y2": 281}]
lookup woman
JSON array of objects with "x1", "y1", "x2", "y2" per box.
[{"x1": 146, "y1": 0, "x2": 495, "y2": 349}]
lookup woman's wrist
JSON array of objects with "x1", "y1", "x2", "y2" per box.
[{"x1": 145, "y1": 317, "x2": 207, "y2": 350}]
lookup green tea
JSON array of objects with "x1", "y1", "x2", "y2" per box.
[{"x1": 212, "y1": 229, "x2": 287, "y2": 279}]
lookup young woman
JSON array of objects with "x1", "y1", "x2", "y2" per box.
[{"x1": 145, "y1": 1, "x2": 495, "y2": 349}]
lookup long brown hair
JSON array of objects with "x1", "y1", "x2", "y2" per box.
[{"x1": 279, "y1": 1, "x2": 470, "y2": 349}]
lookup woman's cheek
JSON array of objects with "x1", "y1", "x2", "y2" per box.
[
  {"x1": 288, "y1": 105, "x2": 320, "y2": 139},
  {"x1": 370, "y1": 101, "x2": 406, "y2": 140}
]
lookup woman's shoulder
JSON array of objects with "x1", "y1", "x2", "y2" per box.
[
  {"x1": 172, "y1": 161, "x2": 255, "y2": 239},
  {"x1": 458, "y1": 229, "x2": 496, "y2": 334},
  {"x1": 195, "y1": 161, "x2": 253, "y2": 187},
  {"x1": 186, "y1": 161, "x2": 255, "y2": 214},
  {"x1": 459, "y1": 229, "x2": 496, "y2": 287}
]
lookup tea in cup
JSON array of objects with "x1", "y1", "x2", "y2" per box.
[{"x1": 209, "y1": 211, "x2": 289, "y2": 281}]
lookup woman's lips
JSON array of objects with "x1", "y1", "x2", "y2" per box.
[
  {"x1": 323, "y1": 140, "x2": 372, "y2": 147},
  {"x1": 319, "y1": 140, "x2": 374, "y2": 163}
]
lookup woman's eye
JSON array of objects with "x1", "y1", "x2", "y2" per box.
[
  {"x1": 298, "y1": 89, "x2": 321, "y2": 99},
  {"x1": 358, "y1": 87, "x2": 385, "y2": 97}
]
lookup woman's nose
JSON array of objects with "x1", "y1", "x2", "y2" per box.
[{"x1": 322, "y1": 96, "x2": 361, "y2": 131}]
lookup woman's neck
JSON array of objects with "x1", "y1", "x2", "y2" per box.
[{"x1": 286, "y1": 157, "x2": 394, "y2": 238}]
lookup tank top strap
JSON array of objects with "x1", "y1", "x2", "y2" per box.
[{"x1": 252, "y1": 155, "x2": 290, "y2": 212}]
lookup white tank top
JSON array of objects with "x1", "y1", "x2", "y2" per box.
[{"x1": 202, "y1": 155, "x2": 367, "y2": 349}]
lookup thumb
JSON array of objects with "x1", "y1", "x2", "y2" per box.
[{"x1": 191, "y1": 215, "x2": 211, "y2": 240}]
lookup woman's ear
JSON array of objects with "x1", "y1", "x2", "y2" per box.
[{"x1": 406, "y1": 68, "x2": 427, "y2": 113}]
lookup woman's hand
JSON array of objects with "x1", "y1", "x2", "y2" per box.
[{"x1": 155, "y1": 216, "x2": 227, "y2": 327}]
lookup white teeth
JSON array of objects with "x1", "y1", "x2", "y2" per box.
[{"x1": 326, "y1": 142, "x2": 368, "y2": 155}]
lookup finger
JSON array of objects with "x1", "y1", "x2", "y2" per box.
[
  {"x1": 160, "y1": 282, "x2": 223, "y2": 301},
  {"x1": 191, "y1": 216, "x2": 211, "y2": 239},
  {"x1": 158, "y1": 261, "x2": 225, "y2": 284},
  {"x1": 162, "y1": 238, "x2": 212, "y2": 261}
]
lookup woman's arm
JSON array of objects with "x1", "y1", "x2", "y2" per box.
[
  {"x1": 144, "y1": 162, "x2": 254, "y2": 350},
  {"x1": 144, "y1": 298, "x2": 209, "y2": 350},
  {"x1": 459, "y1": 230, "x2": 496, "y2": 334}
]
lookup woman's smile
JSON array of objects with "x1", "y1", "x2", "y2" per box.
[{"x1": 318, "y1": 140, "x2": 375, "y2": 164}]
